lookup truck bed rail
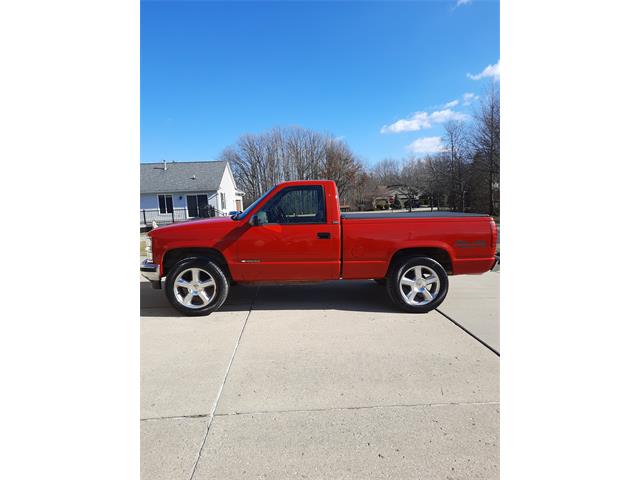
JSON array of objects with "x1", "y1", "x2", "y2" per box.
[{"x1": 341, "y1": 211, "x2": 489, "y2": 220}]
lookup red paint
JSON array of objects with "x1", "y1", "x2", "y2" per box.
[{"x1": 149, "y1": 180, "x2": 497, "y2": 281}]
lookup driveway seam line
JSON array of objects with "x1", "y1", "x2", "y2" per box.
[
  {"x1": 140, "y1": 304, "x2": 252, "y2": 311},
  {"x1": 213, "y1": 400, "x2": 500, "y2": 417},
  {"x1": 436, "y1": 308, "x2": 500, "y2": 357},
  {"x1": 141, "y1": 414, "x2": 208, "y2": 422},
  {"x1": 187, "y1": 285, "x2": 260, "y2": 480}
]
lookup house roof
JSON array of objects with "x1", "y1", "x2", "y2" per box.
[{"x1": 140, "y1": 161, "x2": 229, "y2": 194}]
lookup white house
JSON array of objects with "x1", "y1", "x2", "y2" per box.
[{"x1": 140, "y1": 160, "x2": 244, "y2": 225}]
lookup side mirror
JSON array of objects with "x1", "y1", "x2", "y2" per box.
[{"x1": 249, "y1": 214, "x2": 264, "y2": 226}]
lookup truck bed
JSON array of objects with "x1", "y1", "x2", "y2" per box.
[
  {"x1": 342, "y1": 211, "x2": 488, "y2": 220},
  {"x1": 340, "y1": 211, "x2": 496, "y2": 279}
]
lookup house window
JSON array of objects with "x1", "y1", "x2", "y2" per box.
[
  {"x1": 220, "y1": 192, "x2": 226, "y2": 210},
  {"x1": 158, "y1": 194, "x2": 174, "y2": 214}
]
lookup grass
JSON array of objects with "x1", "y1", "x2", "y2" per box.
[{"x1": 140, "y1": 233, "x2": 148, "y2": 256}]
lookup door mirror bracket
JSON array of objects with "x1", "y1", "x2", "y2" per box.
[{"x1": 249, "y1": 214, "x2": 264, "y2": 226}]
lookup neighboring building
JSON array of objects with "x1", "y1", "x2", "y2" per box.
[
  {"x1": 140, "y1": 160, "x2": 244, "y2": 225},
  {"x1": 361, "y1": 185, "x2": 427, "y2": 211}
]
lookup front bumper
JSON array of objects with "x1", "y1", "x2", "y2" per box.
[{"x1": 140, "y1": 259, "x2": 162, "y2": 289}]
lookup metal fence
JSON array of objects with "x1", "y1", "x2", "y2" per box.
[{"x1": 140, "y1": 206, "x2": 226, "y2": 226}]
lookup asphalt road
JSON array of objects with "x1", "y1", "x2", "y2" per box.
[{"x1": 140, "y1": 272, "x2": 499, "y2": 480}]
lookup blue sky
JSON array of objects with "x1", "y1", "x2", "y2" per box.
[{"x1": 141, "y1": 0, "x2": 499, "y2": 166}]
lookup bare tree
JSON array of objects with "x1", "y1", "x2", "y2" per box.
[
  {"x1": 370, "y1": 158, "x2": 401, "y2": 185},
  {"x1": 222, "y1": 127, "x2": 362, "y2": 206},
  {"x1": 443, "y1": 120, "x2": 469, "y2": 211},
  {"x1": 323, "y1": 138, "x2": 364, "y2": 204},
  {"x1": 389, "y1": 158, "x2": 426, "y2": 212},
  {"x1": 470, "y1": 83, "x2": 500, "y2": 215}
]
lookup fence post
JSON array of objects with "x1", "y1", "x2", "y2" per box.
[
  {"x1": 143, "y1": 209, "x2": 146, "y2": 225},
  {"x1": 171, "y1": 209, "x2": 175, "y2": 223}
]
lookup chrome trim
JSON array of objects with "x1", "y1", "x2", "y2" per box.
[{"x1": 140, "y1": 259, "x2": 160, "y2": 282}]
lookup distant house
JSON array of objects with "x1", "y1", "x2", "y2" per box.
[
  {"x1": 140, "y1": 160, "x2": 244, "y2": 225},
  {"x1": 363, "y1": 185, "x2": 425, "y2": 211}
]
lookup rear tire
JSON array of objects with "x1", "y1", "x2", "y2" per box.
[
  {"x1": 386, "y1": 256, "x2": 448, "y2": 313},
  {"x1": 165, "y1": 257, "x2": 229, "y2": 316}
]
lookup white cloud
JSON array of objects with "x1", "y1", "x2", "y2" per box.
[
  {"x1": 430, "y1": 108, "x2": 469, "y2": 123},
  {"x1": 456, "y1": 0, "x2": 472, "y2": 6},
  {"x1": 463, "y1": 92, "x2": 479, "y2": 105},
  {"x1": 407, "y1": 136, "x2": 445, "y2": 154},
  {"x1": 380, "y1": 112, "x2": 430, "y2": 133},
  {"x1": 380, "y1": 108, "x2": 468, "y2": 134},
  {"x1": 467, "y1": 61, "x2": 500, "y2": 81},
  {"x1": 444, "y1": 99, "x2": 459, "y2": 108}
]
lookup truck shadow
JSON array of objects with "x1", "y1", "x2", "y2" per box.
[{"x1": 140, "y1": 280, "x2": 397, "y2": 317}]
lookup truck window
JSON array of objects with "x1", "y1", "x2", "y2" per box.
[
  {"x1": 261, "y1": 185, "x2": 326, "y2": 224},
  {"x1": 234, "y1": 186, "x2": 276, "y2": 220}
]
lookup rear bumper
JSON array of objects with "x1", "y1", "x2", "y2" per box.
[
  {"x1": 141, "y1": 259, "x2": 162, "y2": 289},
  {"x1": 491, "y1": 255, "x2": 500, "y2": 271},
  {"x1": 452, "y1": 257, "x2": 497, "y2": 275}
]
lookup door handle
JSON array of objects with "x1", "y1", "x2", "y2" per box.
[{"x1": 317, "y1": 232, "x2": 331, "y2": 239}]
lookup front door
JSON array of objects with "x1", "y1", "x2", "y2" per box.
[
  {"x1": 186, "y1": 194, "x2": 209, "y2": 217},
  {"x1": 234, "y1": 185, "x2": 340, "y2": 281},
  {"x1": 186, "y1": 195, "x2": 198, "y2": 217}
]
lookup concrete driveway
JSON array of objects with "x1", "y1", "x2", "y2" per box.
[{"x1": 141, "y1": 272, "x2": 499, "y2": 480}]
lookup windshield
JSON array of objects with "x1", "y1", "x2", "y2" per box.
[{"x1": 234, "y1": 186, "x2": 276, "y2": 220}]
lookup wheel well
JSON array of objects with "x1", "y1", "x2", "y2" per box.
[
  {"x1": 163, "y1": 248, "x2": 232, "y2": 280},
  {"x1": 387, "y1": 247, "x2": 453, "y2": 275}
]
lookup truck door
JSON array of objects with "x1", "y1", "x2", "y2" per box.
[{"x1": 234, "y1": 184, "x2": 340, "y2": 281}]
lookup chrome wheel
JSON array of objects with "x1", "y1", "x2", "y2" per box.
[
  {"x1": 173, "y1": 267, "x2": 217, "y2": 309},
  {"x1": 399, "y1": 265, "x2": 440, "y2": 306}
]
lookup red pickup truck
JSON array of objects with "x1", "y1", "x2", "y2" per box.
[{"x1": 141, "y1": 180, "x2": 498, "y2": 316}]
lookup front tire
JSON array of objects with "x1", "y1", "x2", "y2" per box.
[
  {"x1": 165, "y1": 257, "x2": 229, "y2": 316},
  {"x1": 386, "y1": 256, "x2": 449, "y2": 313}
]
